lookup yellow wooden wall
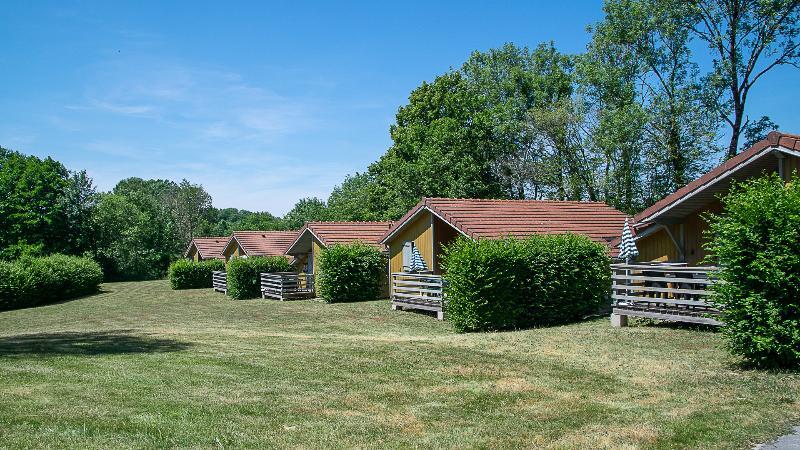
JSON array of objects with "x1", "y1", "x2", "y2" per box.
[
  {"x1": 637, "y1": 199, "x2": 722, "y2": 265},
  {"x1": 224, "y1": 242, "x2": 241, "y2": 263},
  {"x1": 636, "y1": 226, "x2": 680, "y2": 263},
  {"x1": 311, "y1": 239, "x2": 324, "y2": 274},
  {"x1": 388, "y1": 211, "x2": 434, "y2": 274}
]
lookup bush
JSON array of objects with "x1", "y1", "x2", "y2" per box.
[
  {"x1": 317, "y1": 243, "x2": 386, "y2": 303},
  {"x1": 168, "y1": 259, "x2": 225, "y2": 289},
  {"x1": 0, "y1": 254, "x2": 103, "y2": 311},
  {"x1": 705, "y1": 173, "x2": 800, "y2": 369},
  {"x1": 226, "y1": 256, "x2": 293, "y2": 300},
  {"x1": 442, "y1": 234, "x2": 610, "y2": 332}
]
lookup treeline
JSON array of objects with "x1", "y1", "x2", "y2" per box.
[{"x1": 0, "y1": 149, "x2": 324, "y2": 280}]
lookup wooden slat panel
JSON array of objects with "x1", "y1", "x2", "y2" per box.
[
  {"x1": 611, "y1": 294, "x2": 713, "y2": 307},
  {"x1": 612, "y1": 274, "x2": 714, "y2": 285},
  {"x1": 612, "y1": 284, "x2": 710, "y2": 296}
]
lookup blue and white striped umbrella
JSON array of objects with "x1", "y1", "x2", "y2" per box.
[
  {"x1": 618, "y1": 218, "x2": 639, "y2": 263},
  {"x1": 408, "y1": 245, "x2": 428, "y2": 272}
]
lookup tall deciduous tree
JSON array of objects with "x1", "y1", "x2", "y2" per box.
[
  {"x1": 688, "y1": 0, "x2": 800, "y2": 158},
  {"x1": 586, "y1": 0, "x2": 718, "y2": 208}
]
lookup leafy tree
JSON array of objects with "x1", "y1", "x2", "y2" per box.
[
  {"x1": 368, "y1": 71, "x2": 506, "y2": 219},
  {"x1": 92, "y1": 192, "x2": 175, "y2": 280},
  {"x1": 169, "y1": 180, "x2": 213, "y2": 245},
  {"x1": 282, "y1": 197, "x2": 329, "y2": 230},
  {"x1": 59, "y1": 170, "x2": 98, "y2": 255},
  {"x1": 0, "y1": 147, "x2": 71, "y2": 255},
  {"x1": 596, "y1": 0, "x2": 717, "y2": 191},
  {"x1": 687, "y1": 0, "x2": 800, "y2": 158},
  {"x1": 327, "y1": 172, "x2": 382, "y2": 221},
  {"x1": 232, "y1": 211, "x2": 284, "y2": 231}
]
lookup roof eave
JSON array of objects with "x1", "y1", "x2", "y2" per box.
[{"x1": 635, "y1": 145, "x2": 791, "y2": 226}]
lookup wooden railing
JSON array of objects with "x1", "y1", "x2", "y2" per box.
[
  {"x1": 212, "y1": 271, "x2": 227, "y2": 294},
  {"x1": 261, "y1": 272, "x2": 315, "y2": 300},
  {"x1": 611, "y1": 263, "x2": 722, "y2": 326},
  {"x1": 390, "y1": 272, "x2": 446, "y2": 319}
]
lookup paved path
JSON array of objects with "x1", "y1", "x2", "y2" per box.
[{"x1": 755, "y1": 426, "x2": 800, "y2": 450}]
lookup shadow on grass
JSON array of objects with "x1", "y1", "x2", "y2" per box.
[{"x1": 0, "y1": 330, "x2": 192, "y2": 356}]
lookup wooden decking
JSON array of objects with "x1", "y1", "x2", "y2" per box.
[
  {"x1": 212, "y1": 271, "x2": 227, "y2": 294},
  {"x1": 390, "y1": 272, "x2": 446, "y2": 320},
  {"x1": 611, "y1": 263, "x2": 722, "y2": 326},
  {"x1": 261, "y1": 272, "x2": 315, "y2": 300}
]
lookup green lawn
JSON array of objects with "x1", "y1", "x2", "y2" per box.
[{"x1": 0, "y1": 281, "x2": 797, "y2": 449}]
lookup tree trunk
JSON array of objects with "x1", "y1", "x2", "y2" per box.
[{"x1": 727, "y1": 105, "x2": 744, "y2": 159}]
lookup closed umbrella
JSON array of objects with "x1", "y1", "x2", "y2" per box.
[
  {"x1": 619, "y1": 218, "x2": 639, "y2": 264},
  {"x1": 408, "y1": 245, "x2": 428, "y2": 272}
]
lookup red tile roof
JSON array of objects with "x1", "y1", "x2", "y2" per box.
[
  {"x1": 184, "y1": 237, "x2": 228, "y2": 260},
  {"x1": 227, "y1": 231, "x2": 298, "y2": 257},
  {"x1": 382, "y1": 198, "x2": 629, "y2": 255},
  {"x1": 635, "y1": 131, "x2": 800, "y2": 224},
  {"x1": 289, "y1": 221, "x2": 393, "y2": 251}
]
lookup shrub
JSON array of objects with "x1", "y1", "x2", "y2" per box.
[
  {"x1": 442, "y1": 234, "x2": 611, "y2": 333},
  {"x1": 0, "y1": 254, "x2": 103, "y2": 311},
  {"x1": 704, "y1": 173, "x2": 800, "y2": 369},
  {"x1": 317, "y1": 243, "x2": 386, "y2": 303},
  {"x1": 226, "y1": 256, "x2": 293, "y2": 300},
  {"x1": 168, "y1": 259, "x2": 225, "y2": 290}
]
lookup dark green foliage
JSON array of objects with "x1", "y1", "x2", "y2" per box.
[
  {"x1": 442, "y1": 235, "x2": 611, "y2": 332},
  {"x1": 0, "y1": 148, "x2": 97, "y2": 256},
  {"x1": 226, "y1": 257, "x2": 293, "y2": 300},
  {"x1": 317, "y1": 243, "x2": 387, "y2": 303},
  {"x1": 168, "y1": 259, "x2": 225, "y2": 290},
  {"x1": 705, "y1": 174, "x2": 800, "y2": 368},
  {"x1": 0, "y1": 254, "x2": 103, "y2": 311},
  {"x1": 92, "y1": 193, "x2": 175, "y2": 281},
  {"x1": 282, "y1": 197, "x2": 330, "y2": 230}
]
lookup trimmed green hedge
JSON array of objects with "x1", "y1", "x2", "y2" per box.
[
  {"x1": 442, "y1": 234, "x2": 611, "y2": 332},
  {"x1": 705, "y1": 173, "x2": 800, "y2": 369},
  {"x1": 226, "y1": 256, "x2": 293, "y2": 300},
  {"x1": 168, "y1": 259, "x2": 225, "y2": 290},
  {"x1": 0, "y1": 254, "x2": 103, "y2": 311},
  {"x1": 317, "y1": 243, "x2": 386, "y2": 303}
]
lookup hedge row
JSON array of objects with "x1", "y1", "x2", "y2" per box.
[
  {"x1": 317, "y1": 243, "x2": 386, "y2": 303},
  {"x1": 226, "y1": 256, "x2": 294, "y2": 300},
  {"x1": 0, "y1": 254, "x2": 103, "y2": 311},
  {"x1": 442, "y1": 234, "x2": 610, "y2": 332},
  {"x1": 168, "y1": 259, "x2": 225, "y2": 289}
]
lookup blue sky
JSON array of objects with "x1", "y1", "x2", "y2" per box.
[{"x1": 2, "y1": 1, "x2": 798, "y2": 214}]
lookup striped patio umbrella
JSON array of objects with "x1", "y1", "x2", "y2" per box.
[
  {"x1": 408, "y1": 245, "x2": 429, "y2": 272},
  {"x1": 618, "y1": 218, "x2": 639, "y2": 263}
]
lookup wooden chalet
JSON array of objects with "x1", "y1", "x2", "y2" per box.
[
  {"x1": 611, "y1": 131, "x2": 800, "y2": 327},
  {"x1": 212, "y1": 231, "x2": 297, "y2": 294},
  {"x1": 280, "y1": 221, "x2": 393, "y2": 300},
  {"x1": 380, "y1": 198, "x2": 629, "y2": 319},
  {"x1": 184, "y1": 237, "x2": 228, "y2": 261},
  {"x1": 221, "y1": 231, "x2": 297, "y2": 262}
]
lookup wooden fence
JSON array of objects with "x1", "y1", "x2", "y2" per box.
[
  {"x1": 611, "y1": 263, "x2": 722, "y2": 326},
  {"x1": 261, "y1": 272, "x2": 315, "y2": 301},
  {"x1": 390, "y1": 272, "x2": 446, "y2": 320},
  {"x1": 212, "y1": 271, "x2": 227, "y2": 294}
]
